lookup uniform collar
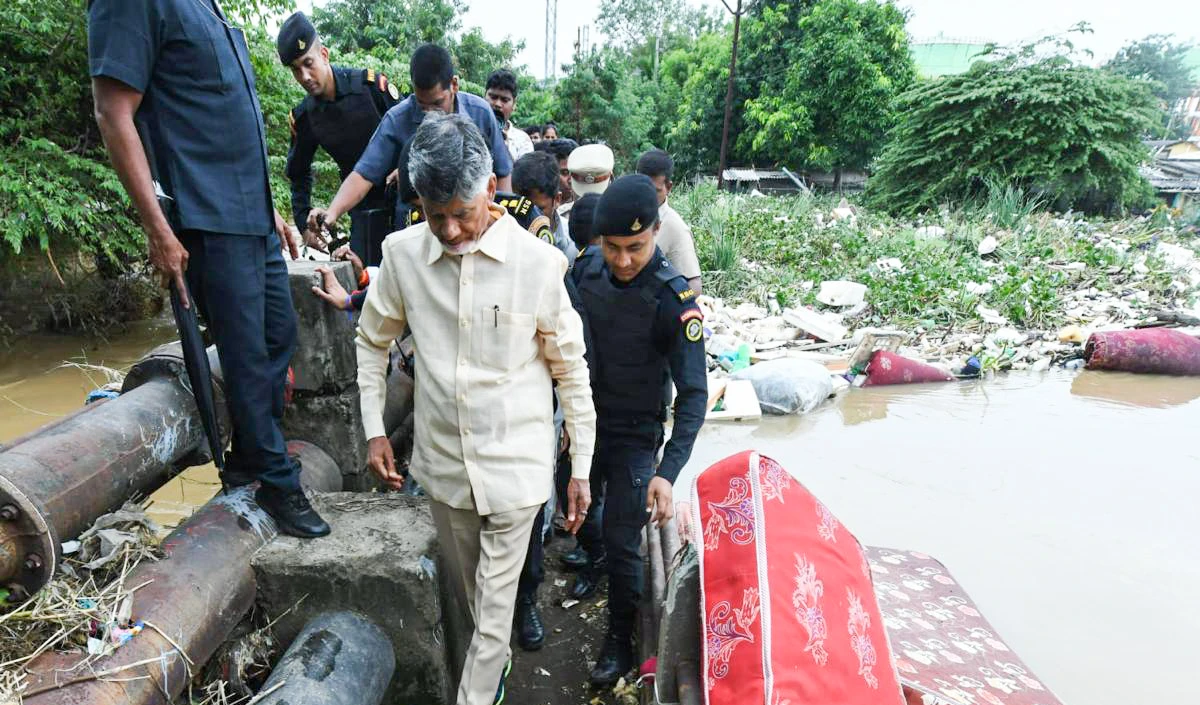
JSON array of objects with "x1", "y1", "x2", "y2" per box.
[
  {"x1": 423, "y1": 204, "x2": 511, "y2": 265},
  {"x1": 332, "y1": 67, "x2": 353, "y2": 98},
  {"x1": 607, "y1": 246, "x2": 666, "y2": 288}
]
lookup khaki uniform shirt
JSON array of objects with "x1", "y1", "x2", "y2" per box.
[
  {"x1": 657, "y1": 201, "x2": 702, "y2": 279},
  {"x1": 356, "y1": 208, "x2": 596, "y2": 515}
]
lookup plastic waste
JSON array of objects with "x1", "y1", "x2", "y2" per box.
[
  {"x1": 731, "y1": 358, "x2": 833, "y2": 415},
  {"x1": 732, "y1": 344, "x2": 751, "y2": 372}
]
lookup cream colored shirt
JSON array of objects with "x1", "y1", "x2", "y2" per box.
[
  {"x1": 657, "y1": 202, "x2": 702, "y2": 279},
  {"x1": 356, "y1": 209, "x2": 596, "y2": 515},
  {"x1": 504, "y1": 122, "x2": 534, "y2": 161}
]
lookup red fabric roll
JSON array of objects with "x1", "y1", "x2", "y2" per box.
[
  {"x1": 693, "y1": 451, "x2": 905, "y2": 705},
  {"x1": 862, "y1": 350, "x2": 955, "y2": 386},
  {"x1": 1084, "y1": 328, "x2": 1200, "y2": 376}
]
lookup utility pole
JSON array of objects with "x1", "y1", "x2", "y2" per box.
[
  {"x1": 716, "y1": 0, "x2": 744, "y2": 190},
  {"x1": 544, "y1": 0, "x2": 558, "y2": 81}
]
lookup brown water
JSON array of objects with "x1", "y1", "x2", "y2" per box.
[
  {"x1": 0, "y1": 320, "x2": 220, "y2": 528},
  {"x1": 1, "y1": 326, "x2": 1198, "y2": 705}
]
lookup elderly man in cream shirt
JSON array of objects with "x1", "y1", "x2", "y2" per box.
[{"x1": 355, "y1": 113, "x2": 595, "y2": 705}]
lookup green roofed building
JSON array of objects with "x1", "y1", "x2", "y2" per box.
[{"x1": 909, "y1": 38, "x2": 993, "y2": 78}]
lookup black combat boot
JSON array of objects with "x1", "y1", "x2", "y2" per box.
[
  {"x1": 588, "y1": 631, "x2": 634, "y2": 687},
  {"x1": 570, "y1": 556, "x2": 606, "y2": 599},
  {"x1": 515, "y1": 593, "x2": 545, "y2": 651},
  {"x1": 256, "y1": 486, "x2": 331, "y2": 538}
]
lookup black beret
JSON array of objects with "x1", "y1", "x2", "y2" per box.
[
  {"x1": 277, "y1": 12, "x2": 317, "y2": 65},
  {"x1": 593, "y1": 174, "x2": 659, "y2": 238}
]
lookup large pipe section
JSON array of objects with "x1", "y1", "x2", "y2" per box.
[
  {"x1": 0, "y1": 344, "x2": 228, "y2": 598},
  {"x1": 22, "y1": 485, "x2": 277, "y2": 705},
  {"x1": 255, "y1": 611, "x2": 395, "y2": 705}
]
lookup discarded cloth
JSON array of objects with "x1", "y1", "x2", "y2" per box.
[
  {"x1": 861, "y1": 350, "x2": 954, "y2": 386},
  {"x1": 692, "y1": 451, "x2": 904, "y2": 705},
  {"x1": 1084, "y1": 328, "x2": 1200, "y2": 376}
]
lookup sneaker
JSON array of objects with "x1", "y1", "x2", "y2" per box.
[
  {"x1": 255, "y1": 486, "x2": 331, "y2": 538},
  {"x1": 494, "y1": 658, "x2": 512, "y2": 704}
]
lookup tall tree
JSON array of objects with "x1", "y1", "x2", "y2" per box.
[
  {"x1": 552, "y1": 49, "x2": 656, "y2": 169},
  {"x1": 1105, "y1": 34, "x2": 1197, "y2": 103},
  {"x1": 313, "y1": 0, "x2": 466, "y2": 54},
  {"x1": 744, "y1": 0, "x2": 914, "y2": 184}
]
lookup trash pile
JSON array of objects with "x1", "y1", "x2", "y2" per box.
[
  {"x1": 699, "y1": 219, "x2": 1200, "y2": 416},
  {"x1": 0, "y1": 504, "x2": 163, "y2": 703}
]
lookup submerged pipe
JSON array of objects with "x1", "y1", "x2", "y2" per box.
[
  {"x1": 255, "y1": 611, "x2": 395, "y2": 705},
  {"x1": 23, "y1": 485, "x2": 277, "y2": 705},
  {"x1": 0, "y1": 344, "x2": 228, "y2": 597}
]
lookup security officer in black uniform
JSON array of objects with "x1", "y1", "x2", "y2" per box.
[
  {"x1": 278, "y1": 12, "x2": 401, "y2": 266},
  {"x1": 570, "y1": 175, "x2": 708, "y2": 686}
]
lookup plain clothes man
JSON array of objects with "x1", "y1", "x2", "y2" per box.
[
  {"x1": 278, "y1": 12, "x2": 401, "y2": 266},
  {"x1": 355, "y1": 114, "x2": 595, "y2": 705},
  {"x1": 636, "y1": 148, "x2": 702, "y2": 294},
  {"x1": 308, "y1": 43, "x2": 513, "y2": 237},
  {"x1": 485, "y1": 69, "x2": 534, "y2": 162},
  {"x1": 87, "y1": 0, "x2": 328, "y2": 538},
  {"x1": 570, "y1": 175, "x2": 708, "y2": 686}
]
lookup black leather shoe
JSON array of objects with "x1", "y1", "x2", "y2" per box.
[
  {"x1": 570, "y1": 566, "x2": 601, "y2": 600},
  {"x1": 515, "y1": 593, "x2": 545, "y2": 651},
  {"x1": 256, "y1": 486, "x2": 331, "y2": 538},
  {"x1": 588, "y1": 632, "x2": 634, "y2": 688},
  {"x1": 560, "y1": 545, "x2": 589, "y2": 571}
]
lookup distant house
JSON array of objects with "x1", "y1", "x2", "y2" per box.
[
  {"x1": 1143, "y1": 139, "x2": 1200, "y2": 208},
  {"x1": 720, "y1": 168, "x2": 810, "y2": 195}
]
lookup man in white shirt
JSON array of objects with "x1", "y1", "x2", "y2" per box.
[
  {"x1": 636, "y1": 148, "x2": 703, "y2": 294},
  {"x1": 485, "y1": 69, "x2": 533, "y2": 162},
  {"x1": 355, "y1": 113, "x2": 595, "y2": 705}
]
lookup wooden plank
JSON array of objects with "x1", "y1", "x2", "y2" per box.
[
  {"x1": 706, "y1": 377, "x2": 728, "y2": 413},
  {"x1": 707, "y1": 380, "x2": 762, "y2": 421},
  {"x1": 782, "y1": 308, "x2": 849, "y2": 343}
]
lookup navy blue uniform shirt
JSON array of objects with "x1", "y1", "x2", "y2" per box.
[
  {"x1": 285, "y1": 66, "x2": 400, "y2": 229},
  {"x1": 88, "y1": 0, "x2": 273, "y2": 236},
  {"x1": 352, "y1": 91, "x2": 513, "y2": 186},
  {"x1": 572, "y1": 247, "x2": 708, "y2": 485}
]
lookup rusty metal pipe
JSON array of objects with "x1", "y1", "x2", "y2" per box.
[
  {"x1": 23, "y1": 486, "x2": 277, "y2": 705},
  {"x1": 647, "y1": 519, "x2": 666, "y2": 626},
  {"x1": 677, "y1": 660, "x2": 703, "y2": 705},
  {"x1": 288, "y1": 440, "x2": 343, "y2": 493},
  {"x1": 255, "y1": 611, "x2": 395, "y2": 705},
  {"x1": 0, "y1": 368, "x2": 223, "y2": 597}
]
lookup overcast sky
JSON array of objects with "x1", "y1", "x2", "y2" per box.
[{"x1": 293, "y1": 1, "x2": 1200, "y2": 81}]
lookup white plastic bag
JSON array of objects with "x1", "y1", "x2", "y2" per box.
[{"x1": 732, "y1": 358, "x2": 833, "y2": 415}]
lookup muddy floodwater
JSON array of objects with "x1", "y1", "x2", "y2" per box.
[{"x1": 2, "y1": 325, "x2": 1198, "y2": 705}]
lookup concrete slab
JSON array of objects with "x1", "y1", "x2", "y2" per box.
[
  {"x1": 286, "y1": 260, "x2": 358, "y2": 393},
  {"x1": 282, "y1": 389, "x2": 366, "y2": 488},
  {"x1": 253, "y1": 493, "x2": 458, "y2": 705}
]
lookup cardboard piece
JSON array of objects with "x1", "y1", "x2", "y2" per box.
[{"x1": 706, "y1": 379, "x2": 762, "y2": 421}]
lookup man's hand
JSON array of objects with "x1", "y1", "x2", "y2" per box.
[
  {"x1": 332, "y1": 245, "x2": 365, "y2": 281},
  {"x1": 564, "y1": 477, "x2": 591, "y2": 535},
  {"x1": 645, "y1": 476, "x2": 674, "y2": 528},
  {"x1": 303, "y1": 227, "x2": 330, "y2": 254},
  {"x1": 274, "y1": 210, "x2": 299, "y2": 260},
  {"x1": 311, "y1": 265, "x2": 352, "y2": 310},
  {"x1": 306, "y1": 207, "x2": 339, "y2": 240},
  {"x1": 148, "y1": 224, "x2": 191, "y2": 308},
  {"x1": 367, "y1": 436, "x2": 405, "y2": 490}
]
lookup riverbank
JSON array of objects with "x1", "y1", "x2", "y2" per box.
[{"x1": 676, "y1": 186, "x2": 1200, "y2": 374}]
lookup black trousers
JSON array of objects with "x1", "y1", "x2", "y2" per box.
[
  {"x1": 180, "y1": 231, "x2": 301, "y2": 491},
  {"x1": 576, "y1": 426, "x2": 662, "y2": 636}
]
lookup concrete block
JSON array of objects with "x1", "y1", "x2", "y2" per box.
[
  {"x1": 287, "y1": 260, "x2": 358, "y2": 393},
  {"x1": 253, "y1": 493, "x2": 459, "y2": 705},
  {"x1": 283, "y1": 388, "x2": 366, "y2": 487}
]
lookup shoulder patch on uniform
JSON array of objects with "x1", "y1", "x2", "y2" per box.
[
  {"x1": 529, "y1": 214, "x2": 553, "y2": 242},
  {"x1": 366, "y1": 68, "x2": 375, "y2": 85},
  {"x1": 681, "y1": 309, "x2": 704, "y2": 342},
  {"x1": 512, "y1": 196, "x2": 533, "y2": 217},
  {"x1": 408, "y1": 207, "x2": 424, "y2": 226},
  {"x1": 677, "y1": 288, "x2": 696, "y2": 303}
]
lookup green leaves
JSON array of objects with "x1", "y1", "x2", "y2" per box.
[{"x1": 867, "y1": 36, "x2": 1160, "y2": 216}]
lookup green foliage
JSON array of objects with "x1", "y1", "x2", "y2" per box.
[
  {"x1": 1104, "y1": 34, "x2": 1196, "y2": 103},
  {"x1": 659, "y1": 32, "x2": 733, "y2": 176},
  {"x1": 676, "y1": 188, "x2": 1191, "y2": 329},
  {"x1": 552, "y1": 49, "x2": 657, "y2": 170},
  {"x1": 744, "y1": 0, "x2": 914, "y2": 174},
  {"x1": 867, "y1": 36, "x2": 1161, "y2": 216},
  {"x1": 312, "y1": 0, "x2": 465, "y2": 54}
]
